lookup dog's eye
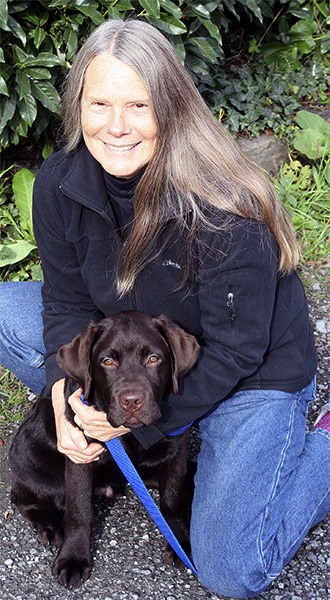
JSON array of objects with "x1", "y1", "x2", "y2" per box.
[
  {"x1": 102, "y1": 357, "x2": 117, "y2": 368},
  {"x1": 146, "y1": 354, "x2": 160, "y2": 366}
]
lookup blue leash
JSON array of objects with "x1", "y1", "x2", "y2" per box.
[{"x1": 80, "y1": 395, "x2": 197, "y2": 574}]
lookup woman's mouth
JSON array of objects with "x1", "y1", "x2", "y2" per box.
[{"x1": 103, "y1": 141, "x2": 140, "y2": 153}]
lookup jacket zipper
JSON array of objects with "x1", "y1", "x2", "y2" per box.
[
  {"x1": 227, "y1": 287, "x2": 237, "y2": 323},
  {"x1": 59, "y1": 185, "x2": 139, "y2": 310}
]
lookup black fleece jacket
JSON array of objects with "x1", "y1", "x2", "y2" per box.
[{"x1": 32, "y1": 144, "x2": 317, "y2": 449}]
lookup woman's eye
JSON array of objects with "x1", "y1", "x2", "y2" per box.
[{"x1": 146, "y1": 354, "x2": 160, "y2": 365}]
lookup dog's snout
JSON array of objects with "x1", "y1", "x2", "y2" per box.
[{"x1": 119, "y1": 391, "x2": 145, "y2": 413}]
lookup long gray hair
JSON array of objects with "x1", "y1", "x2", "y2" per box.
[{"x1": 61, "y1": 19, "x2": 299, "y2": 296}]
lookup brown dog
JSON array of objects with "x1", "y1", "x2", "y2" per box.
[{"x1": 9, "y1": 311, "x2": 199, "y2": 589}]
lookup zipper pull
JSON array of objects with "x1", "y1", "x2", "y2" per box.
[{"x1": 227, "y1": 291, "x2": 237, "y2": 323}]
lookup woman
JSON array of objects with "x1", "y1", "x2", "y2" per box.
[{"x1": 0, "y1": 18, "x2": 329, "y2": 599}]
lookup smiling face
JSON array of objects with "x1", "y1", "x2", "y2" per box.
[{"x1": 81, "y1": 54, "x2": 158, "y2": 178}]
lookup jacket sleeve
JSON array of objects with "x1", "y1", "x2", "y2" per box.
[
  {"x1": 133, "y1": 220, "x2": 280, "y2": 448},
  {"x1": 33, "y1": 162, "x2": 103, "y2": 396}
]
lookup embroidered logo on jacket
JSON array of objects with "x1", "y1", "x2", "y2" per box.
[{"x1": 162, "y1": 259, "x2": 182, "y2": 270}]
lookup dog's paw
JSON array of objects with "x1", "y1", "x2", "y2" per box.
[
  {"x1": 94, "y1": 484, "x2": 115, "y2": 499},
  {"x1": 52, "y1": 556, "x2": 92, "y2": 589},
  {"x1": 37, "y1": 523, "x2": 63, "y2": 548},
  {"x1": 164, "y1": 543, "x2": 191, "y2": 569}
]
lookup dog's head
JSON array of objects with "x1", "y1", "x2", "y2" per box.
[{"x1": 57, "y1": 311, "x2": 199, "y2": 429}]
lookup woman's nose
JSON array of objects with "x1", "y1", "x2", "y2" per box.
[{"x1": 105, "y1": 108, "x2": 131, "y2": 136}]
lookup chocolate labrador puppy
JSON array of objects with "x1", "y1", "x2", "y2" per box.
[{"x1": 9, "y1": 311, "x2": 199, "y2": 589}]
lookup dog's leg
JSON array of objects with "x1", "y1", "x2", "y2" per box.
[
  {"x1": 11, "y1": 487, "x2": 65, "y2": 548},
  {"x1": 9, "y1": 398, "x2": 66, "y2": 547},
  {"x1": 52, "y1": 459, "x2": 94, "y2": 589}
]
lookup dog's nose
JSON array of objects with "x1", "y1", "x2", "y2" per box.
[{"x1": 118, "y1": 391, "x2": 144, "y2": 413}]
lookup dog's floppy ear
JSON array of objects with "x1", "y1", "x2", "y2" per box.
[
  {"x1": 153, "y1": 315, "x2": 200, "y2": 394},
  {"x1": 57, "y1": 322, "x2": 101, "y2": 399}
]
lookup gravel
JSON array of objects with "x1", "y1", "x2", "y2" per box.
[{"x1": 0, "y1": 264, "x2": 329, "y2": 600}]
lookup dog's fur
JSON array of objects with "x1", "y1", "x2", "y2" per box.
[{"x1": 9, "y1": 311, "x2": 199, "y2": 589}]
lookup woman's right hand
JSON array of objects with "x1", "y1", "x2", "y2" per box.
[{"x1": 51, "y1": 379, "x2": 105, "y2": 464}]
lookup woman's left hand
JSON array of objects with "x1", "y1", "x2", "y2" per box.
[{"x1": 69, "y1": 387, "x2": 130, "y2": 442}]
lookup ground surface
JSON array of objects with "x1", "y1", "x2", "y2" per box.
[{"x1": 0, "y1": 264, "x2": 329, "y2": 600}]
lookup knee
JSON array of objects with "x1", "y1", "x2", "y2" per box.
[{"x1": 191, "y1": 535, "x2": 275, "y2": 599}]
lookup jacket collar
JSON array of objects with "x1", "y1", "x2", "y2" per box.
[
  {"x1": 59, "y1": 143, "x2": 191, "y2": 225},
  {"x1": 59, "y1": 144, "x2": 109, "y2": 211}
]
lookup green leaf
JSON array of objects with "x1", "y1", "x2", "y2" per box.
[
  {"x1": 12, "y1": 168, "x2": 35, "y2": 234},
  {"x1": 293, "y1": 130, "x2": 330, "y2": 160},
  {"x1": 42, "y1": 137, "x2": 54, "y2": 159},
  {"x1": 25, "y1": 12, "x2": 48, "y2": 27},
  {"x1": 296, "y1": 110, "x2": 330, "y2": 136},
  {"x1": 15, "y1": 70, "x2": 31, "y2": 98},
  {"x1": 159, "y1": 0, "x2": 182, "y2": 19},
  {"x1": 75, "y1": 5, "x2": 104, "y2": 24},
  {"x1": 30, "y1": 80, "x2": 61, "y2": 112},
  {"x1": 10, "y1": 111, "x2": 29, "y2": 137},
  {"x1": 168, "y1": 34, "x2": 186, "y2": 62},
  {"x1": 11, "y1": 45, "x2": 29, "y2": 65},
  {"x1": 190, "y1": 4, "x2": 211, "y2": 18},
  {"x1": 186, "y1": 55, "x2": 210, "y2": 75},
  {"x1": 0, "y1": 241, "x2": 36, "y2": 267},
  {"x1": 24, "y1": 67, "x2": 52, "y2": 80},
  {"x1": 31, "y1": 26, "x2": 47, "y2": 49},
  {"x1": 189, "y1": 37, "x2": 219, "y2": 62},
  {"x1": 0, "y1": 75, "x2": 8, "y2": 95},
  {"x1": 199, "y1": 17, "x2": 222, "y2": 45},
  {"x1": 149, "y1": 16, "x2": 187, "y2": 35},
  {"x1": 0, "y1": 0, "x2": 9, "y2": 30},
  {"x1": 22, "y1": 52, "x2": 64, "y2": 68},
  {"x1": 8, "y1": 15, "x2": 26, "y2": 44},
  {"x1": 245, "y1": 0, "x2": 263, "y2": 22},
  {"x1": 64, "y1": 28, "x2": 78, "y2": 60},
  {"x1": 140, "y1": 0, "x2": 160, "y2": 18},
  {"x1": 291, "y1": 19, "x2": 318, "y2": 35},
  {"x1": 0, "y1": 96, "x2": 16, "y2": 133},
  {"x1": 18, "y1": 95, "x2": 37, "y2": 127}
]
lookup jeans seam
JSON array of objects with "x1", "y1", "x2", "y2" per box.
[
  {"x1": 310, "y1": 429, "x2": 330, "y2": 441},
  {"x1": 258, "y1": 394, "x2": 298, "y2": 577}
]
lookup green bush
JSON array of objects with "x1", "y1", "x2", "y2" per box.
[
  {"x1": 274, "y1": 111, "x2": 330, "y2": 263},
  {"x1": 209, "y1": 59, "x2": 329, "y2": 138},
  {"x1": 0, "y1": 166, "x2": 41, "y2": 281}
]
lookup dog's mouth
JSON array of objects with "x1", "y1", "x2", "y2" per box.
[
  {"x1": 121, "y1": 412, "x2": 159, "y2": 428},
  {"x1": 108, "y1": 406, "x2": 161, "y2": 429},
  {"x1": 122, "y1": 416, "x2": 145, "y2": 428}
]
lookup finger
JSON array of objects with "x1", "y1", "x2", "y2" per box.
[
  {"x1": 74, "y1": 414, "x2": 83, "y2": 430},
  {"x1": 69, "y1": 421, "x2": 88, "y2": 450},
  {"x1": 68, "y1": 388, "x2": 85, "y2": 414},
  {"x1": 69, "y1": 443, "x2": 106, "y2": 464}
]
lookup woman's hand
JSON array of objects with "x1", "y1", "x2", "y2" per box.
[
  {"x1": 51, "y1": 380, "x2": 129, "y2": 464},
  {"x1": 69, "y1": 387, "x2": 130, "y2": 442}
]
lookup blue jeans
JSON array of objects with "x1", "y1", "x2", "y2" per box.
[
  {"x1": 191, "y1": 382, "x2": 330, "y2": 598},
  {"x1": 0, "y1": 281, "x2": 45, "y2": 393},
  {"x1": 1, "y1": 282, "x2": 329, "y2": 598}
]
